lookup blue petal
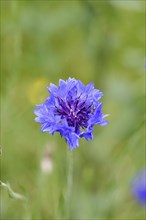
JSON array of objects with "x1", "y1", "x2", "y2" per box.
[
  {"x1": 80, "y1": 126, "x2": 93, "y2": 140},
  {"x1": 67, "y1": 85, "x2": 77, "y2": 102},
  {"x1": 88, "y1": 103, "x2": 102, "y2": 124},
  {"x1": 59, "y1": 79, "x2": 66, "y2": 87},
  {"x1": 80, "y1": 131, "x2": 93, "y2": 141},
  {"x1": 76, "y1": 80, "x2": 87, "y2": 96},
  {"x1": 85, "y1": 82, "x2": 94, "y2": 93},
  {"x1": 65, "y1": 132, "x2": 79, "y2": 151},
  {"x1": 47, "y1": 83, "x2": 58, "y2": 95},
  {"x1": 35, "y1": 117, "x2": 46, "y2": 123},
  {"x1": 93, "y1": 89, "x2": 103, "y2": 101},
  {"x1": 100, "y1": 120, "x2": 109, "y2": 126},
  {"x1": 41, "y1": 123, "x2": 50, "y2": 132}
]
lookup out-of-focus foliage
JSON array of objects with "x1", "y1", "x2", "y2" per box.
[{"x1": 1, "y1": 0, "x2": 145, "y2": 219}]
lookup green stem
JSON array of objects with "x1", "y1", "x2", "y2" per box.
[{"x1": 65, "y1": 150, "x2": 73, "y2": 219}]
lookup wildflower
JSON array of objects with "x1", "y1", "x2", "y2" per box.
[
  {"x1": 131, "y1": 169, "x2": 146, "y2": 206},
  {"x1": 34, "y1": 78, "x2": 109, "y2": 150}
]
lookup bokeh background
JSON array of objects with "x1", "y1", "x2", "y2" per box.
[{"x1": 1, "y1": 0, "x2": 145, "y2": 219}]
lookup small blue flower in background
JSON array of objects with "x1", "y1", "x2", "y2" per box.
[
  {"x1": 131, "y1": 169, "x2": 146, "y2": 206},
  {"x1": 34, "y1": 78, "x2": 109, "y2": 150}
]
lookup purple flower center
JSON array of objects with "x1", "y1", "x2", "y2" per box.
[{"x1": 54, "y1": 95, "x2": 94, "y2": 131}]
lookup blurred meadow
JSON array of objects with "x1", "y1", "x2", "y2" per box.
[{"x1": 0, "y1": 0, "x2": 145, "y2": 219}]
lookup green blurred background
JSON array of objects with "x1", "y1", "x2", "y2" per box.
[{"x1": 1, "y1": 0, "x2": 145, "y2": 219}]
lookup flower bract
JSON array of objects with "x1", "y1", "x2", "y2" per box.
[{"x1": 34, "y1": 78, "x2": 109, "y2": 150}]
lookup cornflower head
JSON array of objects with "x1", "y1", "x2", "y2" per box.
[
  {"x1": 131, "y1": 169, "x2": 146, "y2": 206},
  {"x1": 34, "y1": 78, "x2": 109, "y2": 151}
]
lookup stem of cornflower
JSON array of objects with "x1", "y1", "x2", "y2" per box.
[{"x1": 65, "y1": 149, "x2": 73, "y2": 219}]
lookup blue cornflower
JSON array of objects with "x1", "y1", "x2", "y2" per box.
[
  {"x1": 131, "y1": 169, "x2": 146, "y2": 206},
  {"x1": 34, "y1": 78, "x2": 109, "y2": 150}
]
